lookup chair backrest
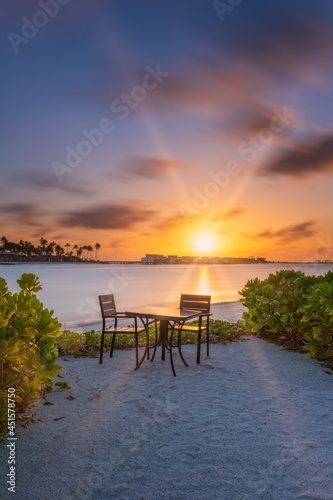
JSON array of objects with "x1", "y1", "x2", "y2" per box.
[
  {"x1": 99, "y1": 294, "x2": 117, "y2": 318},
  {"x1": 180, "y1": 294, "x2": 211, "y2": 313}
]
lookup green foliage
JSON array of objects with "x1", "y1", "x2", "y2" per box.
[
  {"x1": 300, "y1": 281, "x2": 333, "y2": 360},
  {"x1": 183, "y1": 319, "x2": 244, "y2": 344},
  {"x1": 54, "y1": 381, "x2": 71, "y2": 390},
  {"x1": 58, "y1": 319, "x2": 245, "y2": 357},
  {"x1": 0, "y1": 273, "x2": 63, "y2": 442},
  {"x1": 58, "y1": 324, "x2": 159, "y2": 357},
  {"x1": 239, "y1": 269, "x2": 333, "y2": 362},
  {"x1": 57, "y1": 330, "x2": 84, "y2": 353},
  {"x1": 16, "y1": 273, "x2": 42, "y2": 293}
]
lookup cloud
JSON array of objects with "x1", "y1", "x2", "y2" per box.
[
  {"x1": 248, "y1": 220, "x2": 317, "y2": 243},
  {"x1": 224, "y1": 208, "x2": 246, "y2": 219},
  {"x1": 109, "y1": 156, "x2": 190, "y2": 182},
  {"x1": 227, "y1": 111, "x2": 273, "y2": 137},
  {"x1": 152, "y1": 9, "x2": 333, "y2": 114},
  {"x1": 1, "y1": 203, "x2": 45, "y2": 227},
  {"x1": 265, "y1": 134, "x2": 333, "y2": 178},
  {"x1": 153, "y1": 213, "x2": 187, "y2": 232},
  {"x1": 238, "y1": 18, "x2": 331, "y2": 80},
  {"x1": 154, "y1": 63, "x2": 254, "y2": 114},
  {"x1": 19, "y1": 170, "x2": 97, "y2": 196},
  {"x1": 60, "y1": 203, "x2": 156, "y2": 230}
]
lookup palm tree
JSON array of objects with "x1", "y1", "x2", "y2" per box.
[
  {"x1": 19, "y1": 240, "x2": 25, "y2": 256},
  {"x1": 39, "y1": 237, "x2": 48, "y2": 256},
  {"x1": 94, "y1": 243, "x2": 101, "y2": 261},
  {"x1": 45, "y1": 241, "x2": 56, "y2": 260},
  {"x1": 86, "y1": 245, "x2": 93, "y2": 260},
  {"x1": 82, "y1": 245, "x2": 88, "y2": 260},
  {"x1": 55, "y1": 244, "x2": 64, "y2": 260},
  {"x1": 24, "y1": 240, "x2": 34, "y2": 259},
  {"x1": 77, "y1": 247, "x2": 83, "y2": 260},
  {"x1": 1, "y1": 236, "x2": 8, "y2": 251},
  {"x1": 64, "y1": 243, "x2": 70, "y2": 255}
]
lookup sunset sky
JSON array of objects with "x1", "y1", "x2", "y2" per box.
[{"x1": 1, "y1": 0, "x2": 333, "y2": 261}]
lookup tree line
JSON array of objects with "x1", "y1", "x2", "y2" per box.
[{"x1": 0, "y1": 236, "x2": 101, "y2": 261}]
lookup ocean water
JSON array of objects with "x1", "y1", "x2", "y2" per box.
[{"x1": 1, "y1": 262, "x2": 332, "y2": 330}]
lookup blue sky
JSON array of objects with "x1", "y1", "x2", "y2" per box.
[{"x1": 1, "y1": 0, "x2": 333, "y2": 260}]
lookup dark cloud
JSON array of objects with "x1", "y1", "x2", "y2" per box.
[
  {"x1": 152, "y1": 10, "x2": 333, "y2": 115},
  {"x1": 3, "y1": 203, "x2": 35, "y2": 214},
  {"x1": 1, "y1": 203, "x2": 44, "y2": 227},
  {"x1": 265, "y1": 134, "x2": 333, "y2": 178},
  {"x1": 19, "y1": 170, "x2": 97, "y2": 196},
  {"x1": 60, "y1": 203, "x2": 156, "y2": 230},
  {"x1": 110, "y1": 156, "x2": 190, "y2": 182},
  {"x1": 314, "y1": 245, "x2": 333, "y2": 260},
  {"x1": 206, "y1": 1, "x2": 332, "y2": 89},
  {"x1": 154, "y1": 65, "x2": 253, "y2": 113},
  {"x1": 235, "y1": 16, "x2": 332, "y2": 82},
  {"x1": 250, "y1": 220, "x2": 317, "y2": 243}
]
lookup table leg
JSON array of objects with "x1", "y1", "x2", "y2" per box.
[
  {"x1": 159, "y1": 319, "x2": 168, "y2": 361},
  {"x1": 177, "y1": 323, "x2": 189, "y2": 367},
  {"x1": 134, "y1": 317, "x2": 149, "y2": 370},
  {"x1": 169, "y1": 323, "x2": 177, "y2": 377}
]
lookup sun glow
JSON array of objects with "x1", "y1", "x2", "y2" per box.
[{"x1": 193, "y1": 232, "x2": 218, "y2": 254}]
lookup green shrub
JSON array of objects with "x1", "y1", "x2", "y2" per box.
[
  {"x1": 0, "y1": 273, "x2": 63, "y2": 442},
  {"x1": 239, "y1": 270, "x2": 333, "y2": 362},
  {"x1": 58, "y1": 324, "x2": 159, "y2": 357},
  {"x1": 57, "y1": 330, "x2": 84, "y2": 354},
  {"x1": 58, "y1": 319, "x2": 245, "y2": 357},
  {"x1": 300, "y1": 281, "x2": 333, "y2": 360}
]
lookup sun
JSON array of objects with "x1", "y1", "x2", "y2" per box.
[{"x1": 193, "y1": 232, "x2": 217, "y2": 254}]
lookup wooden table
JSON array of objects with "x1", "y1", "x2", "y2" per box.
[{"x1": 125, "y1": 307, "x2": 200, "y2": 376}]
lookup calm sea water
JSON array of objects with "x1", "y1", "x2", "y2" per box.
[{"x1": 1, "y1": 262, "x2": 332, "y2": 330}]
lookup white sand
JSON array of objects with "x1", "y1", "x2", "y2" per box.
[{"x1": 1, "y1": 302, "x2": 333, "y2": 499}]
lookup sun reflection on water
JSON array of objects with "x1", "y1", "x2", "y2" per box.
[{"x1": 195, "y1": 267, "x2": 214, "y2": 298}]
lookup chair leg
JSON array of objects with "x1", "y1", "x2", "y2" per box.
[
  {"x1": 99, "y1": 330, "x2": 105, "y2": 364},
  {"x1": 169, "y1": 325, "x2": 176, "y2": 377},
  {"x1": 151, "y1": 342, "x2": 158, "y2": 362},
  {"x1": 110, "y1": 333, "x2": 116, "y2": 357},
  {"x1": 197, "y1": 330, "x2": 202, "y2": 364},
  {"x1": 196, "y1": 315, "x2": 203, "y2": 364},
  {"x1": 207, "y1": 317, "x2": 210, "y2": 356},
  {"x1": 135, "y1": 332, "x2": 139, "y2": 368},
  {"x1": 146, "y1": 321, "x2": 151, "y2": 361}
]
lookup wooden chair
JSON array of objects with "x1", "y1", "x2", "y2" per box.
[
  {"x1": 98, "y1": 294, "x2": 146, "y2": 367},
  {"x1": 173, "y1": 294, "x2": 212, "y2": 364}
]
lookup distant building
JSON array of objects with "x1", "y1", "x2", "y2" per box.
[
  {"x1": 141, "y1": 254, "x2": 267, "y2": 265},
  {"x1": 141, "y1": 254, "x2": 167, "y2": 264}
]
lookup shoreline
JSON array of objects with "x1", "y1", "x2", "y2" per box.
[
  {"x1": 1, "y1": 260, "x2": 332, "y2": 265},
  {"x1": 62, "y1": 300, "x2": 247, "y2": 332}
]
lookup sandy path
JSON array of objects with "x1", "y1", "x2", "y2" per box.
[{"x1": 1, "y1": 302, "x2": 332, "y2": 499}]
